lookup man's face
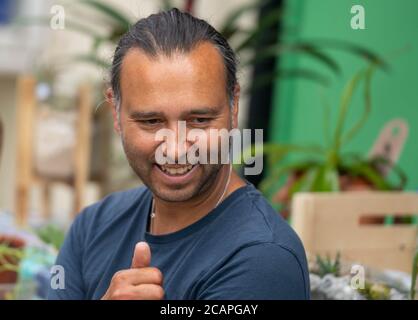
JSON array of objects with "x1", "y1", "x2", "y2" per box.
[{"x1": 113, "y1": 42, "x2": 238, "y2": 202}]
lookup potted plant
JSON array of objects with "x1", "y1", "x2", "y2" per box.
[
  {"x1": 250, "y1": 64, "x2": 406, "y2": 220},
  {"x1": 0, "y1": 225, "x2": 64, "y2": 300},
  {"x1": 309, "y1": 252, "x2": 412, "y2": 300},
  {"x1": 0, "y1": 235, "x2": 25, "y2": 283},
  {"x1": 0, "y1": 235, "x2": 25, "y2": 299}
]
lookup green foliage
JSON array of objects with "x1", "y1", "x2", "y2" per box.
[
  {"x1": 313, "y1": 252, "x2": 341, "y2": 277},
  {"x1": 411, "y1": 250, "x2": 418, "y2": 300},
  {"x1": 0, "y1": 244, "x2": 24, "y2": 273},
  {"x1": 358, "y1": 281, "x2": 391, "y2": 300},
  {"x1": 14, "y1": 0, "x2": 386, "y2": 89},
  {"x1": 35, "y1": 225, "x2": 66, "y2": 251},
  {"x1": 251, "y1": 64, "x2": 406, "y2": 201}
]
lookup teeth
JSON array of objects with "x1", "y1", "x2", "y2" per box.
[{"x1": 160, "y1": 164, "x2": 194, "y2": 176}]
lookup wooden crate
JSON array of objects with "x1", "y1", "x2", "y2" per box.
[{"x1": 292, "y1": 192, "x2": 418, "y2": 273}]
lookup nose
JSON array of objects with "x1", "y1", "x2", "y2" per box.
[{"x1": 164, "y1": 120, "x2": 191, "y2": 164}]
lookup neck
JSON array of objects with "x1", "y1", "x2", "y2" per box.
[{"x1": 150, "y1": 165, "x2": 246, "y2": 235}]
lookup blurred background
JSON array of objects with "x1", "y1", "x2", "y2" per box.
[{"x1": 0, "y1": 0, "x2": 417, "y2": 300}]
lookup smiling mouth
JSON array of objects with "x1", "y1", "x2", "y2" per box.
[{"x1": 156, "y1": 164, "x2": 196, "y2": 176}]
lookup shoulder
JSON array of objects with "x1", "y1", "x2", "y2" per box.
[
  {"x1": 201, "y1": 184, "x2": 310, "y2": 298},
  {"x1": 233, "y1": 241, "x2": 310, "y2": 298},
  {"x1": 196, "y1": 241, "x2": 310, "y2": 299},
  {"x1": 224, "y1": 184, "x2": 307, "y2": 261}
]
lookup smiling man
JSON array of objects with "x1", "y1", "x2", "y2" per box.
[{"x1": 48, "y1": 8, "x2": 310, "y2": 300}]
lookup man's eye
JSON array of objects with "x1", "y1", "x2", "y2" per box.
[
  {"x1": 140, "y1": 119, "x2": 162, "y2": 125},
  {"x1": 191, "y1": 118, "x2": 210, "y2": 124}
]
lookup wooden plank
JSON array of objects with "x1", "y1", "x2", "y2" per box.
[
  {"x1": 0, "y1": 118, "x2": 3, "y2": 167},
  {"x1": 40, "y1": 180, "x2": 51, "y2": 220},
  {"x1": 15, "y1": 76, "x2": 36, "y2": 226},
  {"x1": 73, "y1": 84, "x2": 92, "y2": 217},
  {"x1": 90, "y1": 100, "x2": 112, "y2": 197}
]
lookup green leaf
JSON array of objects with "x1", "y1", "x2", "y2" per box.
[
  {"x1": 411, "y1": 251, "x2": 418, "y2": 300},
  {"x1": 235, "y1": 6, "x2": 282, "y2": 52},
  {"x1": 260, "y1": 142, "x2": 324, "y2": 167},
  {"x1": 288, "y1": 166, "x2": 320, "y2": 196},
  {"x1": 249, "y1": 69, "x2": 330, "y2": 92},
  {"x1": 295, "y1": 44, "x2": 340, "y2": 75},
  {"x1": 255, "y1": 141, "x2": 325, "y2": 195},
  {"x1": 298, "y1": 39, "x2": 388, "y2": 70},
  {"x1": 332, "y1": 68, "x2": 366, "y2": 153},
  {"x1": 258, "y1": 161, "x2": 316, "y2": 195},
  {"x1": 219, "y1": 0, "x2": 267, "y2": 40},
  {"x1": 91, "y1": 37, "x2": 102, "y2": 52},
  {"x1": 315, "y1": 252, "x2": 341, "y2": 277},
  {"x1": 0, "y1": 244, "x2": 24, "y2": 273},
  {"x1": 77, "y1": 0, "x2": 132, "y2": 29},
  {"x1": 285, "y1": 164, "x2": 339, "y2": 197},
  {"x1": 240, "y1": 142, "x2": 321, "y2": 174},
  {"x1": 258, "y1": 166, "x2": 288, "y2": 194},
  {"x1": 341, "y1": 64, "x2": 377, "y2": 145},
  {"x1": 347, "y1": 160, "x2": 392, "y2": 190},
  {"x1": 312, "y1": 165, "x2": 340, "y2": 192},
  {"x1": 244, "y1": 43, "x2": 341, "y2": 76}
]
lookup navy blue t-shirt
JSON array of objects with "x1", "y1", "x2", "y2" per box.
[{"x1": 48, "y1": 183, "x2": 310, "y2": 300}]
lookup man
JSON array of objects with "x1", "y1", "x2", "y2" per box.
[{"x1": 48, "y1": 8, "x2": 310, "y2": 300}]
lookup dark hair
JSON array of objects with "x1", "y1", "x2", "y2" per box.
[{"x1": 110, "y1": 8, "x2": 238, "y2": 110}]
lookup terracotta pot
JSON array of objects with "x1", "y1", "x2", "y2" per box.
[{"x1": 273, "y1": 171, "x2": 383, "y2": 224}]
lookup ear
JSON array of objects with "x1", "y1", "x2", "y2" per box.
[
  {"x1": 231, "y1": 84, "x2": 240, "y2": 129},
  {"x1": 106, "y1": 87, "x2": 121, "y2": 134}
]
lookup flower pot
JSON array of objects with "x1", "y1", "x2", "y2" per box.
[
  {"x1": 0, "y1": 235, "x2": 25, "y2": 285},
  {"x1": 273, "y1": 171, "x2": 384, "y2": 224}
]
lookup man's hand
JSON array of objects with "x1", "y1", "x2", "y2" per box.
[{"x1": 101, "y1": 242, "x2": 164, "y2": 300}]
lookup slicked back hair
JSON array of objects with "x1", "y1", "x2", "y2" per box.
[{"x1": 110, "y1": 8, "x2": 238, "y2": 112}]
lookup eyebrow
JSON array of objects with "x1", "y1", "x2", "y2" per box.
[
  {"x1": 128, "y1": 106, "x2": 223, "y2": 119},
  {"x1": 182, "y1": 106, "x2": 223, "y2": 117},
  {"x1": 129, "y1": 111, "x2": 164, "y2": 119}
]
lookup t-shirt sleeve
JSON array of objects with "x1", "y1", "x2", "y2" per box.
[
  {"x1": 196, "y1": 242, "x2": 309, "y2": 300},
  {"x1": 47, "y1": 214, "x2": 86, "y2": 300}
]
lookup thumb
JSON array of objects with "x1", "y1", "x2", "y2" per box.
[{"x1": 131, "y1": 241, "x2": 151, "y2": 268}]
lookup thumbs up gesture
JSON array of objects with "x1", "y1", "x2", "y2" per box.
[{"x1": 102, "y1": 242, "x2": 164, "y2": 300}]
